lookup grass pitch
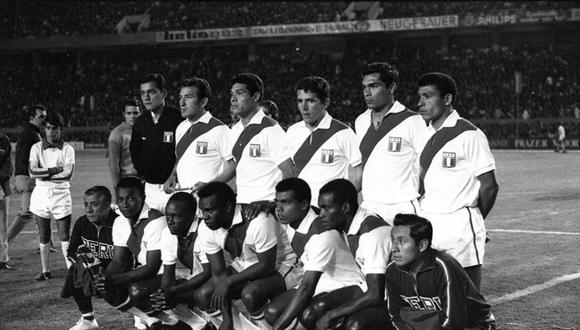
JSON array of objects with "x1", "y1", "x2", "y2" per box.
[{"x1": 1, "y1": 150, "x2": 579, "y2": 330}]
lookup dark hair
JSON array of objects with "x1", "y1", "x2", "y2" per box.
[
  {"x1": 85, "y1": 186, "x2": 112, "y2": 204},
  {"x1": 393, "y1": 214, "x2": 433, "y2": 248},
  {"x1": 319, "y1": 179, "x2": 358, "y2": 214},
  {"x1": 295, "y1": 75, "x2": 330, "y2": 100},
  {"x1": 180, "y1": 77, "x2": 212, "y2": 105},
  {"x1": 115, "y1": 177, "x2": 145, "y2": 199},
  {"x1": 167, "y1": 192, "x2": 197, "y2": 214},
  {"x1": 123, "y1": 98, "x2": 141, "y2": 112},
  {"x1": 28, "y1": 104, "x2": 47, "y2": 119},
  {"x1": 197, "y1": 182, "x2": 236, "y2": 208},
  {"x1": 139, "y1": 73, "x2": 167, "y2": 91},
  {"x1": 231, "y1": 73, "x2": 264, "y2": 102},
  {"x1": 362, "y1": 62, "x2": 399, "y2": 88},
  {"x1": 276, "y1": 178, "x2": 311, "y2": 205},
  {"x1": 260, "y1": 99, "x2": 279, "y2": 120},
  {"x1": 45, "y1": 113, "x2": 65, "y2": 128},
  {"x1": 417, "y1": 72, "x2": 457, "y2": 105}
]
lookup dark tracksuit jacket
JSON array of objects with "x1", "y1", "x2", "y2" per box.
[{"x1": 386, "y1": 249, "x2": 496, "y2": 330}]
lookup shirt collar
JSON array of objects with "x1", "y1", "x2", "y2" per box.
[
  {"x1": 42, "y1": 138, "x2": 64, "y2": 150},
  {"x1": 302, "y1": 111, "x2": 332, "y2": 131},
  {"x1": 188, "y1": 111, "x2": 212, "y2": 125},
  {"x1": 297, "y1": 208, "x2": 318, "y2": 234},
  {"x1": 188, "y1": 219, "x2": 200, "y2": 234},
  {"x1": 365, "y1": 101, "x2": 406, "y2": 119},
  {"x1": 428, "y1": 109, "x2": 460, "y2": 131},
  {"x1": 248, "y1": 108, "x2": 266, "y2": 125}
]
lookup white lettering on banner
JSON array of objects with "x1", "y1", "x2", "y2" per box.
[
  {"x1": 475, "y1": 13, "x2": 518, "y2": 26},
  {"x1": 519, "y1": 10, "x2": 568, "y2": 23},
  {"x1": 156, "y1": 16, "x2": 456, "y2": 43},
  {"x1": 377, "y1": 15, "x2": 458, "y2": 31}
]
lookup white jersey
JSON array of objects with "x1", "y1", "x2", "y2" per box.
[
  {"x1": 229, "y1": 110, "x2": 290, "y2": 203},
  {"x1": 302, "y1": 229, "x2": 367, "y2": 296},
  {"x1": 175, "y1": 112, "x2": 232, "y2": 188},
  {"x1": 160, "y1": 221, "x2": 205, "y2": 278},
  {"x1": 282, "y1": 208, "x2": 318, "y2": 244},
  {"x1": 112, "y1": 204, "x2": 166, "y2": 273},
  {"x1": 420, "y1": 110, "x2": 496, "y2": 214},
  {"x1": 199, "y1": 207, "x2": 296, "y2": 272},
  {"x1": 355, "y1": 101, "x2": 426, "y2": 205},
  {"x1": 29, "y1": 140, "x2": 75, "y2": 189},
  {"x1": 287, "y1": 112, "x2": 361, "y2": 205}
]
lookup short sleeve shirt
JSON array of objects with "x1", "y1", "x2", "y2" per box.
[
  {"x1": 355, "y1": 102, "x2": 427, "y2": 204},
  {"x1": 287, "y1": 113, "x2": 361, "y2": 205},
  {"x1": 420, "y1": 110, "x2": 496, "y2": 213},
  {"x1": 229, "y1": 110, "x2": 290, "y2": 203},
  {"x1": 302, "y1": 230, "x2": 367, "y2": 295},
  {"x1": 112, "y1": 204, "x2": 166, "y2": 269},
  {"x1": 160, "y1": 221, "x2": 205, "y2": 277},
  {"x1": 175, "y1": 112, "x2": 232, "y2": 188}
]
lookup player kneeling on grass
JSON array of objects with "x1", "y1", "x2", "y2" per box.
[
  {"x1": 29, "y1": 113, "x2": 75, "y2": 281},
  {"x1": 94, "y1": 177, "x2": 179, "y2": 329},
  {"x1": 149, "y1": 192, "x2": 212, "y2": 329},
  {"x1": 314, "y1": 179, "x2": 394, "y2": 330},
  {"x1": 268, "y1": 179, "x2": 368, "y2": 330},
  {"x1": 195, "y1": 182, "x2": 297, "y2": 330},
  {"x1": 61, "y1": 186, "x2": 117, "y2": 330},
  {"x1": 386, "y1": 214, "x2": 496, "y2": 330}
]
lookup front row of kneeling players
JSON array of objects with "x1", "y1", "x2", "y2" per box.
[{"x1": 65, "y1": 177, "x2": 495, "y2": 330}]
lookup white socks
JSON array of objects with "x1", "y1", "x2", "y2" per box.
[{"x1": 39, "y1": 243, "x2": 50, "y2": 273}]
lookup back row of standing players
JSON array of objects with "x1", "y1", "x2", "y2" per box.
[{"x1": 102, "y1": 62, "x2": 499, "y2": 329}]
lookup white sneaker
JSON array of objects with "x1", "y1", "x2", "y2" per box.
[
  {"x1": 69, "y1": 317, "x2": 99, "y2": 330},
  {"x1": 134, "y1": 316, "x2": 147, "y2": 330}
]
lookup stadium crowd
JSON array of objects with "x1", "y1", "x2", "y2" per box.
[
  {"x1": 2, "y1": 1, "x2": 577, "y2": 39},
  {"x1": 1, "y1": 43, "x2": 579, "y2": 142}
]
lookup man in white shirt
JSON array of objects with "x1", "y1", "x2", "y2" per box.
[
  {"x1": 149, "y1": 192, "x2": 211, "y2": 329},
  {"x1": 195, "y1": 182, "x2": 296, "y2": 330},
  {"x1": 286, "y1": 76, "x2": 361, "y2": 206},
  {"x1": 416, "y1": 72, "x2": 499, "y2": 289},
  {"x1": 269, "y1": 179, "x2": 367, "y2": 330},
  {"x1": 228, "y1": 73, "x2": 294, "y2": 209},
  {"x1": 163, "y1": 77, "x2": 235, "y2": 194},
  {"x1": 355, "y1": 62, "x2": 426, "y2": 225},
  {"x1": 315, "y1": 179, "x2": 393, "y2": 330},
  {"x1": 94, "y1": 177, "x2": 177, "y2": 329},
  {"x1": 29, "y1": 113, "x2": 75, "y2": 281}
]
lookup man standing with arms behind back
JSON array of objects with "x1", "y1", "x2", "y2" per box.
[
  {"x1": 108, "y1": 98, "x2": 141, "y2": 188},
  {"x1": 416, "y1": 72, "x2": 499, "y2": 289},
  {"x1": 130, "y1": 74, "x2": 181, "y2": 213},
  {"x1": 5, "y1": 105, "x2": 48, "y2": 266},
  {"x1": 355, "y1": 63, "x2": 426, "y2": 225}
]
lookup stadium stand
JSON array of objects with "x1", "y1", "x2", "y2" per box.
[{"x1": 2, "y1": 1, "x2": 577, "y2": 38}]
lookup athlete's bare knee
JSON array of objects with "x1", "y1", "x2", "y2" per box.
[
  {"x1": 300, "y1": 303, "x2": 321, "y2": 329},
  {"x1": 196, "y1": 282, "x2": 214, "y2": 309},
  {"x1": 264, "y1": 304, "x2": 280, "y2": 325},
  {"x1": 240, "y1": 285, "x2": 263, "y2": 311}
]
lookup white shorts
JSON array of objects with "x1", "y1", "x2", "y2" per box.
[
  {"x1": 355, "y1": 199, "x2": 420, "y2": 227},
  {"x1": 30, "y1": 185, "x2": 72, "y2": 219},
  {"x1": 145, "y1": 183, "x2": 173, "y2": 214},
  {"x1": 418, "y1": 207, "x2": 486, "y2": 268}
]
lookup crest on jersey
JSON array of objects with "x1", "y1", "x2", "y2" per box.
[
  {"x1": 321, "y1": 149, "x2": 334, "y2": 164},
  {"x1": 388, "y1": 137, "x2": 402, "y2": 152},
  {"x1": 163, "y1": 131, "x2": 174, "y2": 143},
  {"x1": 249, "y1": 144, "x2": 261, "y2": 157},
  {"x1": 196, "y1": 141, "x2": 208, "y2": 154},
  {"x1": 442, "y1": 152, "x2": 457, "y2": 168}
]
